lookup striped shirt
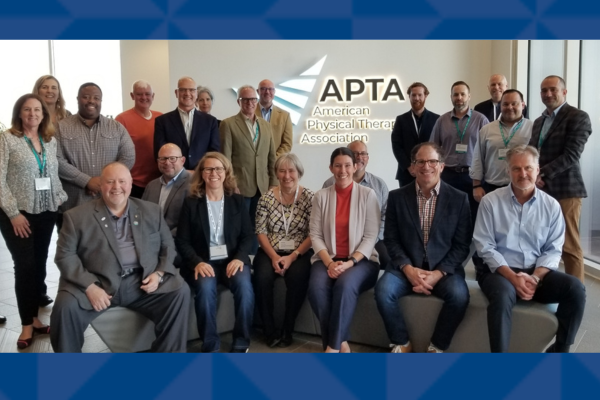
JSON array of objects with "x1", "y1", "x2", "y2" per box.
[{"x1": 416, "y1": 180, "x2": 441, "y2": 250}]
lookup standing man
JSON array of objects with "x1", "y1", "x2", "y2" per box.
[
  {"x1": 56, "y1": 82, "x2": 135, "y2": 217},
  {"x1": 221, "y1": 84, "x2": 278, "y2": 253},
  {"x1": 391, "y1": 82, "x2": 440, "y2": 187},
  {"x1": 322, "y1": 140, "x2": 390, "y2": 267},
  {"x1": 255, "y1": 79, "x2": 293, "y2": 157},
  {"x1": 474, "y1": 74, "x2": 529, "y2": 122},
  {"x1": 142, "y1": 143, "x2": 190, "y2": 238},
  {"x1": 154, "y1": 76, "x2": 220, "y2": 171},
  {"x1": 51, "y1": 162, "x2": 190, "y2": 353},
  {"x1": 429, "y1": 81, "x2": 489, "y2": 227},
  {"x1": 470, "y1": 89, "x2": 533, "y2": 202},
  {"x1": 474, "y1": 145, "x2": 586, "y2": 352},
  {"x1": 116, "y1": 80, "x2": 162, "y2": 198},
  {"x1": 529, "y1": 75, "x2": 592, "y2": 283},
  {"x1": 375, "y1": 142, "x2": 471, "y2": 353}
]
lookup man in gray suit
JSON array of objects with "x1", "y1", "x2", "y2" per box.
[
  {"x1": 142, "y1": 143, "x2": 190, "y2": 237},
  {"x1": 50, "y1": 162, "x2": 190, "y2": 352}
]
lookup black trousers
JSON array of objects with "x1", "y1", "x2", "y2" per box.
[
  {"x1": 50, "y1": 271, "x2": 190, "y2": 353},
  {"x1": 0, "y1": 209, "x2": 57, "y2": 325},
  {"x1": 253, "y1": 247, "x2": 313, "y2": 338},
  {"x1": 477, "y1": 268, "x2": 586, "y2": 353}
]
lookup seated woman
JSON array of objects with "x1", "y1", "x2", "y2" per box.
[
  {"x1": 308, "y1": 147, "x2": 381, "y2": 353},
  {"x1": 254, "y1": 153, "x2": 314, "y2": 348},
  {"x1": 176, "y1": 152, "x2": 254, "y2": 353}
]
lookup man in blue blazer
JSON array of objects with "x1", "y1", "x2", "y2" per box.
[
  {"x1": 391, "y1": 82, "x2": 440, "y2": 187},
  {"x1": 375, "y1": 142, "x2": 471, "y2": 353},
  {"x1": 154, "y1": 77, "x2": 220, "y2": 171}
]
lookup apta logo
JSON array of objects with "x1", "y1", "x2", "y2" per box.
[{"x1": 233, "y1": 55, "x2": 327, "y2": 126}]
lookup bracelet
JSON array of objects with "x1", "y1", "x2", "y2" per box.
[
  {"x1": 327, "y1": 261, "x2": 335, "y2": 269},
  {"x1": 473, "y1": 185, "x2": 482, "y2": 189},
  {"x1": 531, "y1": 274, "x2": 541, "y2": 284},
  {"x1": 293, "y1": 250, "x2": 301, "y2": 258}
]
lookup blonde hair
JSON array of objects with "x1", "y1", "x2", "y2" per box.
[
  {"x1": 189, "y1": 152, "x2": 238, "y2": 198},
  {"x1": 32, "y1": 75, "x2": 68, "y2": 121}
]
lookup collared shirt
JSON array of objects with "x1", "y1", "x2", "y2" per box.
[
  {"x1": 538, "y1": 101, "x2": 567, "y2": 148},
  {"x1": 416, "y1": 180, "x2": 441, "y2": 249},
  {"x1": 473, "y1": 185, "x2": 565, "y2": 273},
  {"x1": 261, "y1": 105, "x2": 273, "y2": 122},
  {"x1": 158, "y1": 168, "x2": 185, "y2": 212},
  {"x1": 243, "y1": 115, "x2": 259, "y2": 148},
  {"x1": 178, "y1": 107, "x2": 195, "y2": 145},
  {"x1": 106, "y1": 202, "x2": 140, "y2": 271},
  {"x1": 322, "y1": 171, "x2": 389, "y2": 241},
  {"x1": 470, "y1": 117, "x2": 533, "y2": 185},
  {"x1": 429, "y1": 108, "x2": 489, "y2": 167},
  {"x1": 55, "y1": 114, "x2": 135, "y2": 212}
]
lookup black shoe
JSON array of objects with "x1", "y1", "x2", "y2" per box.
[
  {"x1": 39, "y1": 295, "x2": 54, "y2": 307},
  {"x1": 267, "y1": 335, "x2": 281, "y2": 348},
  {"x1": 0, "y1": 315, "x2": 6, "y2": 324},
  {"x1": 278, "y1": 333, "x2": 293, "y2": 348}
]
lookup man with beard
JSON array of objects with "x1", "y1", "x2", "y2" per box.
[
  {"x1": 391, "y1": 82, "x2": 440, "y2": 187},
  {"x1": 322, "y1": 140, "x2": 390, "y2": 267},
  {"x1": 473, "y1": 145, "x2": 585, "y2": 353},
  {"x1": 470, "y1": 89, "x2": 533, "y2": 202},
  {"x1": 474, "y1": 74, "x2": 528, "y2": 122},
  {"x1": 429, "y1": 81, "x2": 489, "y2": 229},
  {"x1": 56, "y1": 83, "x2": 135, "y2": 222}
]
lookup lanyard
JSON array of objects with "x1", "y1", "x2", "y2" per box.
[
  {"x1": 499, "y1": 119, "x2": 524, "y2": 148},
  {"x1": 278, "y1": 186, "x2": 299, "y2": 237},
  {"x1": 411, "y1": 112, "x2": 421, "y2": 135},
  {"x1": 206, "y1": 195, "x2": 225, "y2": 243},
  {"x1": 454, "y1": 115, "x2": 471, "y2": 143},
  {"x1": 23, "y1": 135, "x2": 46, "y2": 177}
]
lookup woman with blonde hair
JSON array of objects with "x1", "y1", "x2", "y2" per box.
[{"x1": 32, "y1": 75, "x2": 71, "y2": 125}]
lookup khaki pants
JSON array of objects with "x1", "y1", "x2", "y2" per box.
[{"x1": 559, "y1": 198, "x2": 584, "y2": 283}]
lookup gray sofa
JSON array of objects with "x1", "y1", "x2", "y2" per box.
[{"x1": 90, "y1": 263, "x2": 558, "y2": 353}]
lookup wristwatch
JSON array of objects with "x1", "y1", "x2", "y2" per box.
[
  {"x1": 293, "y1": 250, "x2": 301, "y2": 258},
  {"x1": 155, "y1": 271, "x2": 164, "y2": 284},
  {"x1": 349, "y1": 256, "x2": 358, "y2": 266}
]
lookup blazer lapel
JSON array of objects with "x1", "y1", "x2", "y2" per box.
[
  {"x1": 170, "y1": 109, "x2": 189, "y2": 145},
  {"x1": 199, "y1": 196, "x2": 211, "y2": 249},
  {"x1": 93, "y1": 200, "x2": 124, "y2": 268},
  {"x1": 164, "y1": 171, "x2": 188, "y2": 211},
  {"x1": 404, "y1": 185, "x2": 424, "y2": 245},
  {"x1": 128, "y1": 201, "x2": 144, "y2": 263},
  {"x1": 543, "y1": 103, "x2": 570, "y2": 142},
  {"x1": 428, "y1": 185, "x2": 449, "y2": 240},
  {"x1": 235, "y1": 114, "x2": 256, "y2": 150}
]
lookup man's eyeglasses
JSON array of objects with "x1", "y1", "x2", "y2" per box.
[
  {"x1": 353, "y1": 152, "x2": 369, "y2": 158},
  {"x1": 202, "y1": 167, "x2": 225, "y2": 174},
  {"x1": 157, "y1": 156, "x2": 183, "y2": 163},
  {"x1": 413, "y1": 159, "x2": 441, "y2": 167},
  {"x1": 178, "y1": 88, "x2": 197, "y2": 93},
  {"x1": 259, "y1": 88, "x2": 275, "y2": 92},
  {"x1": 240, "y1": 97, "x2": 258, "y2": 103}
]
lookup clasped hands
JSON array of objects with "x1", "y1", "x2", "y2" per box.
[
  {"x1": 403, "y1": 265, "x2": 444, "y2": 295},
  {"x1": 512, "y1": 272, "x2": 539, "y2": 301},
  {"x1": 327, "y1": 260, "x2": 353, "y2": 279},
  {"x1": 271, "y1": 253, "x2": 298, "y2": 276}
]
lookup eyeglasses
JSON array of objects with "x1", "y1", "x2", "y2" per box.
[
  {"x1": 239, "y1": 97, "x2": 258, "y2": 103},
  {"x1": 178, "y1": 88, "x2": 197, "y2": 93},
  {"x1": 157, "y1": 156, "x2": 183, "y2": 163},
  {"x1": 413, "y1": 159, "x2": 441, "y2": 167},
  {"x1": 259, "y1": 88, "x2": 275, "y2": 92},
  {"x1": 353, "y1": 152, "x2": 369, "y2": 158},
  {"x1": 202, "y1": 167, "x2": 225, "y2": 174}
]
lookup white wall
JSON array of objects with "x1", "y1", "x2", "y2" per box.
[{"x1": 121, "y1": 40, "x2": 500, "y2": 191}]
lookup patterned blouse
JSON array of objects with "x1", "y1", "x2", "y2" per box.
[
  {"x1": 0, "y1": 131, "x2": 68, "y2": 218},
  {"x1": 255, "y1": 187, "x2": 314, "y2": 252}
]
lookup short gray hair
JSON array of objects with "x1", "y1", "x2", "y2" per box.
[
  {"x1": 237, "y1": 84, "x2": 256, "y2": 99},
  {"x1": 274, "y1": 153, "x2": 304, "y2": 179},
  {"x1": 196, "y1": 86, "x2": 214, "y2": 102},
  {"x1": 506, "y1": 144, "x2": 539, "y2": 165}
]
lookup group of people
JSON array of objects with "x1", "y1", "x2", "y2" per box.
[{"x1": 0, "y1": 71, "x2": 589, "y2": 353}]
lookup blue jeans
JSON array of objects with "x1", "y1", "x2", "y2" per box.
[
  {"x1": 375, "y1": 267, "x2": 469, "y2": 350},
  {"x1": 183, "y1": 261, "x2": 254, "y2": 352}
]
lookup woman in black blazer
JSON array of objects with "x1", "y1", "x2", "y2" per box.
[{"x1": 176, "y1": 152, "x2": 254, "y2": 353}]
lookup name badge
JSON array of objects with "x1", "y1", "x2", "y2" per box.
[
  {"x1": 210, "y1": 245, "x2": 228, "y2": 260},
  {"x1": 279, "y1": 240, "x2": 295, "y2": 251},
  {"x1": 35, "y1": 177, "x2": 51, "y2": 191},
  {"x1": 498, "y1": 148, "x2": 508, "y2": 159},
  {"x1": 455, "y1": 144, "x2": 468, "y2": 153}
]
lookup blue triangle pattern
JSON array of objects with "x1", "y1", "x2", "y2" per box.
[
  {"x1": 320, "y1": 355, "x2": 386, "y2": 400},
  {"x1": 168, "y1": 22, "x2": 189, "y2": 39},
  {"x1": 54, "y1": 0, "x2": 164, "y2": 17},
  {"x1": 353, "y1": 0, "x2": 438, "y2": 16},
  {"x1": 176, "y1": 0, "x2": 277, "y2": 16},
  {"x1": 2, "y1": 0, "x2": 69, "y2": 16},
  {"x1": 266, "y1": 0, "x2": 352, "y2": 18},
  {"x1": 0, "y1": 355, "x2": 38, "y2": 400},
  {"x1": 538, "y1": 18, "x2": 600, "y2": 38},
  {"x1": 536, "y1": 20, "x2": 560, "y2": 38},
  {"x1": 544, "y1": 0, "x2": 600, "y2": 15},
  {"x1": 170, "y1": 17, "x2": 279, "y2": 39},
  {"x1": 57, "y1": 19, "x2": 164, "y2": 39},
  {"x1": 213, "y1": 356, "x2": 269, "y2": 400},
  {"x1": 0, "y1": 18, "x2": 73, "y2": 38},
  {"x1": 504, "y1": 355, "x2": 561, "y2": 400},
  {"x1": 425, "y1": 0, "x2": 533, "y2": 17},
  {"x1": 426, "y1": 19, "x2": 532, "y2": 39},
  {"x1": 154, "y1": 355, "x2": 213, "y2": 399},
  {"x1": 267, "y1": 19, "x2": 353, "y2": 39},
  {"x1": 149, "y1": 0, "x2": 169, "y2": 14},
  {"x1": 353, "y1": 17, "x2": 442, "y2": 39},
  {"x1": 562, "y1": 354, "x2": 600, "y2": 398}
]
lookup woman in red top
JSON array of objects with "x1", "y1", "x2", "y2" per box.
[{"x1": 308, "y1": 147, "x2": 381, "y2": 353}]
